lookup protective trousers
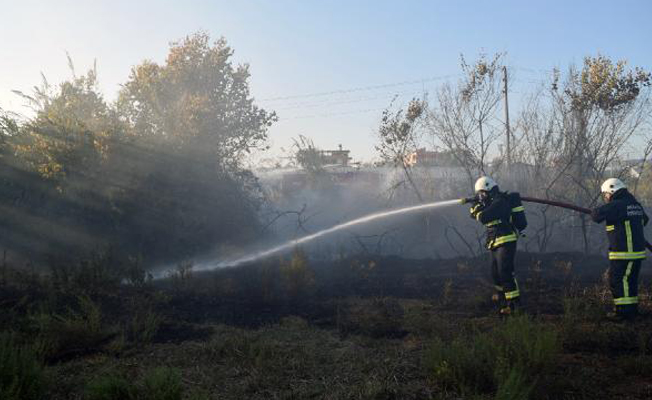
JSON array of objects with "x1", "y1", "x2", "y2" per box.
[
  {"x1": 609, "y1": 259, "x2": 641, "y2": 316},
  {"x1": 491, "y1": 241, "x2": 520, "y2": 308}
]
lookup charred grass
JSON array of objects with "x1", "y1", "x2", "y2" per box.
[{"x1": 2, "y1": 251, "x2": 652, "y2": 399}]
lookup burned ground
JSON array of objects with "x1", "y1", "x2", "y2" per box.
[{"x1": 2, "y1": 251, "x2": 652, "y2": 399}]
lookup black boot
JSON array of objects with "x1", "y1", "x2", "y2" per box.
[{"x1": 607, "y1": 305, "x2": 638, "y2": 322}]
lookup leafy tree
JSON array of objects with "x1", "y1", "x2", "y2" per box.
[
  {"x1": 549, "y1": 55, "x2": 651, "y2": 251},
  {"x1": 0, "y1": 32, "x2": 276, "y2": 265},
  {"x1": 376, "y1": 96, "x2": 427, "y2": 201},
  {"x1": 117, "y1": 32, "x2": 276, "y2": 173},
  {"x1": 108, "y1": 32, "x2": 276, "y2": 262},
  {"x1": 12, "y1": 63, "x2": 121, "y2": 183}
]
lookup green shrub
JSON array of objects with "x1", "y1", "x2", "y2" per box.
[
  {"x1": 85, "y1": 368, "x2": 183, "y2": 400},
  {"x1": 127, "y1": 305, "x2": 162, "y2": 344},
  {"x1": 495, "y1": 367, "x2": 534, "y2": 400},
  {"x1": 493, "y1": 315, "x2": 559, "y2": 378},
  {"x1": 142, "y1": 367, "x2": 182, "y2": 400},
  {"x1": 84, "y1": 374, "x2": 135, "y2": 400},
  {"x1": 427, "y1": 335, "x2": 496, "y2": 393},
  {"x1": 425, "y1": 315, "x2": 559, "y2": 397},
  {"x1": 562, "y1": 294, "x2": 605, "y2": 323},
  {"x1": 0, "y1": 333, "x2": 47, "y2": 400},
  {"x1": 31, "y1": 295, "x2": 110, "y2": 359}
]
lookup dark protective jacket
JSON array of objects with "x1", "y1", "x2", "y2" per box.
[
  {"x1": 470, "y1": 191, "x2": 519, "y2": 250},
  {"x1": 508, "y1": 192, "x2": 527, "y2": 232},
  {"x1": 592, "y1": 190, "x2": 649, "y2": 260}
]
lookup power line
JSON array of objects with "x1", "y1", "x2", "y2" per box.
[
  {"x1": 271, "y1": 84, "x2": 441, "y2": 111},
  {"x1": 277, "y1": 107, "x2": 386, "y2": 121},
  {"x1": 259, "y1": 73, "x2": 461, "y2": 102}
]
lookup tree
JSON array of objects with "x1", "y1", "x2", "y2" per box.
[
  {"x1": 548, "y1": 56, "x2": 650, "y2": 252},
  {"x1": 111, "y1": 32, "x2": 277, "y2": 262},
  {"x1": 11, "y1": 63, "x2": 121, "y2": 183},
  {"x1": 292, "y1": 135, "x2": 326, "y2": 177},
  {"x1": 512, "y1": 55, "x2": 651, "y2": 252},
  {"x1": 117, "y1": 32, "x2": 276, "y2": 174},
  {"x1": 427, "y1": 53, "x2": 505, "y2": 187},
  {"x1": 0, "y1": 108, "x2": 19, "y2": 146},
  {"x1": 0, "y1": 32, "x2": 277, "y2": 265},
  {"x1": 375, "y1": 96, "x2": 427, "y2": 202}
]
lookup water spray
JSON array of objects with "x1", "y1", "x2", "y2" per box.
[{"x1": 162, "y1": 198, "x2": 464, "y2": 276}]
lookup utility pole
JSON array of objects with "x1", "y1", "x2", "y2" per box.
[{"x1": 503, "y1": 66, "x2": 511, "y2": 168}]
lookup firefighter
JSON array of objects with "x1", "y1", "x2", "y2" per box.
[
  {"x1": 591, "y1": 178, "x2": 648, "y2": 321},
  {"x1": 469, "y1": 176, "x2": 526, "y2": 315}
]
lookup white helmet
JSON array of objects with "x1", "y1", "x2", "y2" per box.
[
  {"x1": 601, "y1": 178, "x2": 626, "y2": 195},
  {"x1": 474, "y1": 176, "x2": 498, "y2": 193}
]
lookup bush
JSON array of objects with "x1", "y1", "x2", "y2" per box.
[
  {"x1": 142, "y1": 367, "x2": 183, "y2": 400},
  {"x1": 495, "y1": 368, "x2": 534, "y2": 400},
  {"x1": 30, "y1": 295, "x2": 111, "y2": 360},
  {"x1": 126, "y1": 305, "x2": 162, "y2": 345},
  {"x1": 0, "y1": 333, "x2": 47, "y2": 400},
  {"x1": 493, "y1": 315, "x2": 559, "y2": 377},
  {"x1": 425, "y1": 315, "x2": 559, "y2": 397},
  {"x1": 85, "y1": 374, "x2": 135, "y2": 400},
  {"x1": 85, "y1": 367, "x2": 182, "y2": 400}
]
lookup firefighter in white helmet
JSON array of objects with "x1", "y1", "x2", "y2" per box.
[
  {"x1": 469, "y1": 176, "x2": 527, "y2": 315},
  {"x1": 591, "y1": 178, "x2": 648, "y2": 321}
]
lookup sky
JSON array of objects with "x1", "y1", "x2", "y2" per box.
[{"x1": 1, "y1": 0, "x2": 651, "y2": 162}]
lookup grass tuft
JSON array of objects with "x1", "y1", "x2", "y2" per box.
[
  {"x1": 0, "y1": 333, "x2": 47, "y2": 400},
  {"x1": 425, "y1": 315, "x2": 559, "y2": 397}
]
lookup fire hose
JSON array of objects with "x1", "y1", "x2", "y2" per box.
[{"x1": 461, "y1": 195, "x2": 652, "y2": 252}]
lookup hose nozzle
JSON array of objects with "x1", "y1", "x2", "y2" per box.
[{"x1": 459, "y1": 196, "x2": 477, "y2": 204}]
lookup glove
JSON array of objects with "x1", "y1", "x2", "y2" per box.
[
  {"x1": 590, "y1": 208, "x2": 600, "y2": 223},
  {"x1": 470, "y1": 204, "x2": 483, "y2": 220}
]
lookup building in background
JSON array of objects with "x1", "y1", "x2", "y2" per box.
[
  {"x1": 319, "y1": 144, "x2": 351, "y2": 166},
  {"x1": 404, "y1": 148, "x2": 460, "y2": 167}
]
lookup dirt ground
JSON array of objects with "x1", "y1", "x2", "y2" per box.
[{"x1": 4, "y1": 251, "x2": 652, "y2": 399}]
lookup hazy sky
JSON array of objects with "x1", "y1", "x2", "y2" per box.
[{"x1": 1, "y1": 0, "x2": 651, "y2": 162}]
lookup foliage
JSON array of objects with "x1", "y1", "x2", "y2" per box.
[
  {"x1": 11, "y1": 63, "x2": 121, "y2": 182},
  {"x1": 126, "y1": 303, "x2": 162, "y2": 345},
  {"x1": 141, "y1": 367, "x2": 182, "y2": 400},
  {"x1": 30, "y1": 295, "x2": 110, "y2": 360},
  {"x1": 0, "y1": 31, "x2": 275, "y2": 265},
  {"x1": 117, "y1": 31, "x2": 276, "y2": 172},
  {"x1": 562, "y1": 55, "x2": 651, "y2": 112},
  {"x1": 84, "y1": 374, "x2": 135, "y2": 400},
  {"x1": 291, "y1": 135, "x2": 335, "y2": 189},
  {"x1": 0, "y1": 108, "x2": 19, "y2": 154},
  {"x1": 425, "y1": 315, "x2": 559, "y2": 397},
  {"x1": 376, "y1": 97, "x2": 427, "y2": 201},
  {"x1": 0, "y1": 333, "x2": 47, "y2": 400},
  {"x1": 85, "y1": 367, "x2": 182, "y2": 400}
]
